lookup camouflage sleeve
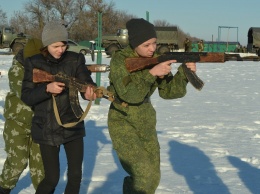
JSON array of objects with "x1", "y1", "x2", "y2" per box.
[
  {"x1": 4, "y1": 60, "x2": 34, "y2": 124},
  {"x1": 109, "y1": 53, "x2": 157, "y2": 103},
  {"x1": 157, "y1": 64, "x2": 188, "y2": 99},
  {"x1": 8, "y1": 60, "x2": 24, "y2": 98}
]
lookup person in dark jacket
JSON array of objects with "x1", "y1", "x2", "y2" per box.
[
  {"x1": 21, "y1": 20, "x2": 96, "y2": 194},
  {"x1": 0, "y1": 38, "x2": 44, "y2": 194},
  {"x1": 107, "y1": 18, "x2": 196, "y2": 194}
]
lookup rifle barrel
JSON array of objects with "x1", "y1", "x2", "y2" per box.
[{"x1": 159, "y1": 52, "x2": 226, "y2": 63}]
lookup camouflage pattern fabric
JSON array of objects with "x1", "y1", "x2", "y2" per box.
[
  {"x1": 184, "y1": 38, "x2": 192, "y2": 52},
  {"x1": 0, "y1": 55, "x2": 44, "y2": 190},
  {"x1": 108, "y1": 102, "x2": 160, "y2": 193},
  {"x1": 198, "y1": 41, "x2": 204, "y2": 52},
  {"x1": 107, "y1": 46, "x2": 188, "y2": 193}
]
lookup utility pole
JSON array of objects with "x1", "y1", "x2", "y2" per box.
[
  {"x1": 146, "y1": 11, "x2": 149, "y2": 21},
  {"x1": 95, "y1": 12, "x2": 102, "y2": 105}
]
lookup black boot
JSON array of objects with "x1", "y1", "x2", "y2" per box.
[
  {"x1": 123, "y1": 176, "x2": 135, "y2": 194},
  {"x1": 0, "y1": 186, "x2": 11, "y2": 194}
]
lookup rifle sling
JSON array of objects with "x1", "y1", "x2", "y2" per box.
[
  {"x1": 52, "y1": 95, "x2": 93, "y2": 128},
  {"x1": 69, "y1": 87, "x2": 84, "y2": 118}
]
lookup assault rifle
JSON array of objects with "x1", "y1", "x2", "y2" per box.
[
  {"x1": 125, "y1": 52, "x2": 260, "y2": 90},
  {"x1": 32, "y1": 68, "x2": 114, "y2": 124}
]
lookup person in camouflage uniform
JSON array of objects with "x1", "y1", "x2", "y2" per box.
[
  {"x1": 183, "y1": 37, "x2": 192, "y2": 52},
  {"x1": 198, "y1": 40, "x2": 204, "y2": 52},
  {"x1": 107, "y1": 18, "x2": 197, "y2": 194},
  {"x1": 0, "y1": 38, "x2": 44, "y2": 194}
]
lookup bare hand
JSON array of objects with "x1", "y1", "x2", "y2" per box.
[
  {"x1": 185, "y1": 62, "x2": 196, "y2": 72},
  {"x1": 46, "y1": 82, "x2": 65, "y2": 94},
  {"x1": 149, "y1": 59, "x2": 176, "y2": 77},
  {"x1": 84, "y1": 85, "x2": 97, "y2": 100}
]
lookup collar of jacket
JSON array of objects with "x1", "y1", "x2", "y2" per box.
[{"x1": 46, "y1": 51, "x2": 68, "y2": 64}]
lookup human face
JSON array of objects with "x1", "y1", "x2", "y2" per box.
[
  {"x1": 47, "y1": 41, "x2": 67, "y2": 59},
  {"x1": 135, "y1": 38, "x2": 157, "y2": 58}
]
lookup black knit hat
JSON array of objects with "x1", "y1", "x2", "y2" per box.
[{"x1": 126, "y1": 18, "x2": 157, "y2": 48}]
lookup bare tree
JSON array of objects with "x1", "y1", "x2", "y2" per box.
[
  {"x1": 69, "y1": 0, "x2": 136, "y2": 41},
  {"x1": 9, "y1": 11, "x2": 31, "y2": 34},
  {"x1": 4, "y1": 0, "x2": 199, "y2": 46},
  {"x1": 153, "y1": 19, "x2": 172, "y2": 27},
  {"x1": 0, "y1": 8, "x2": 8, "y2": 27}
]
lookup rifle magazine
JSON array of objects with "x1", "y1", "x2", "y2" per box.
[{"x1": 182, "y1": 64, "x2": 204, "y2": 91}]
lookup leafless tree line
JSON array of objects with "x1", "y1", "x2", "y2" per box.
[{"x1": 0, "y1": 0, "x2": 198, "y2": 47}]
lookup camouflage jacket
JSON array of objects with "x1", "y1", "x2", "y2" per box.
[
  {"x1": 4, "y1": 50, "x2": 33, "y2": 127},
  {"x1": 108, "y1": 46, "x2": 189, "y2": 105}
]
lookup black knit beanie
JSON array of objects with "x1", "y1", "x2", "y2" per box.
[{"x1": 126, "y1": 18, "x2": 157, "y2": 48}]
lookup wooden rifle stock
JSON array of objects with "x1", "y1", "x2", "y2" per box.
[
  {"x1": 86, "y1": 64, "x2": 110, "y2": 72},
  {"x1": 125, "y1": 52, "x2": 260, "y2": 90}
]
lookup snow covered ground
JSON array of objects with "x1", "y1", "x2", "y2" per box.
[{"x1": 0, "y1": 49, "x2": 260, "y2": 194}]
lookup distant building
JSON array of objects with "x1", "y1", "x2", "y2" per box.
[{"x1": 191, "y1": 41, "x2": 239, "y2": 52}]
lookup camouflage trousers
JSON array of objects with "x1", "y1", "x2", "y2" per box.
[
  {"x1": 108, "y1": 103, "x2": 161, "y2": 194},
  {"x1": 0, "y1": 119, "x2": 44, "y2": 190}
]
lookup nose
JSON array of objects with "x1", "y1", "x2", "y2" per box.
[
  {"x1": 58, "y1": 46, "x2": 64, "y2": 52},
  {"x1": 150, "y1": 44, "x2": 156, "y2": 52}
]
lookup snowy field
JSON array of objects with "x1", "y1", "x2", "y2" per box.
[{"x1": 0, "y1": 49, "x2": 260, "y2": 194}]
